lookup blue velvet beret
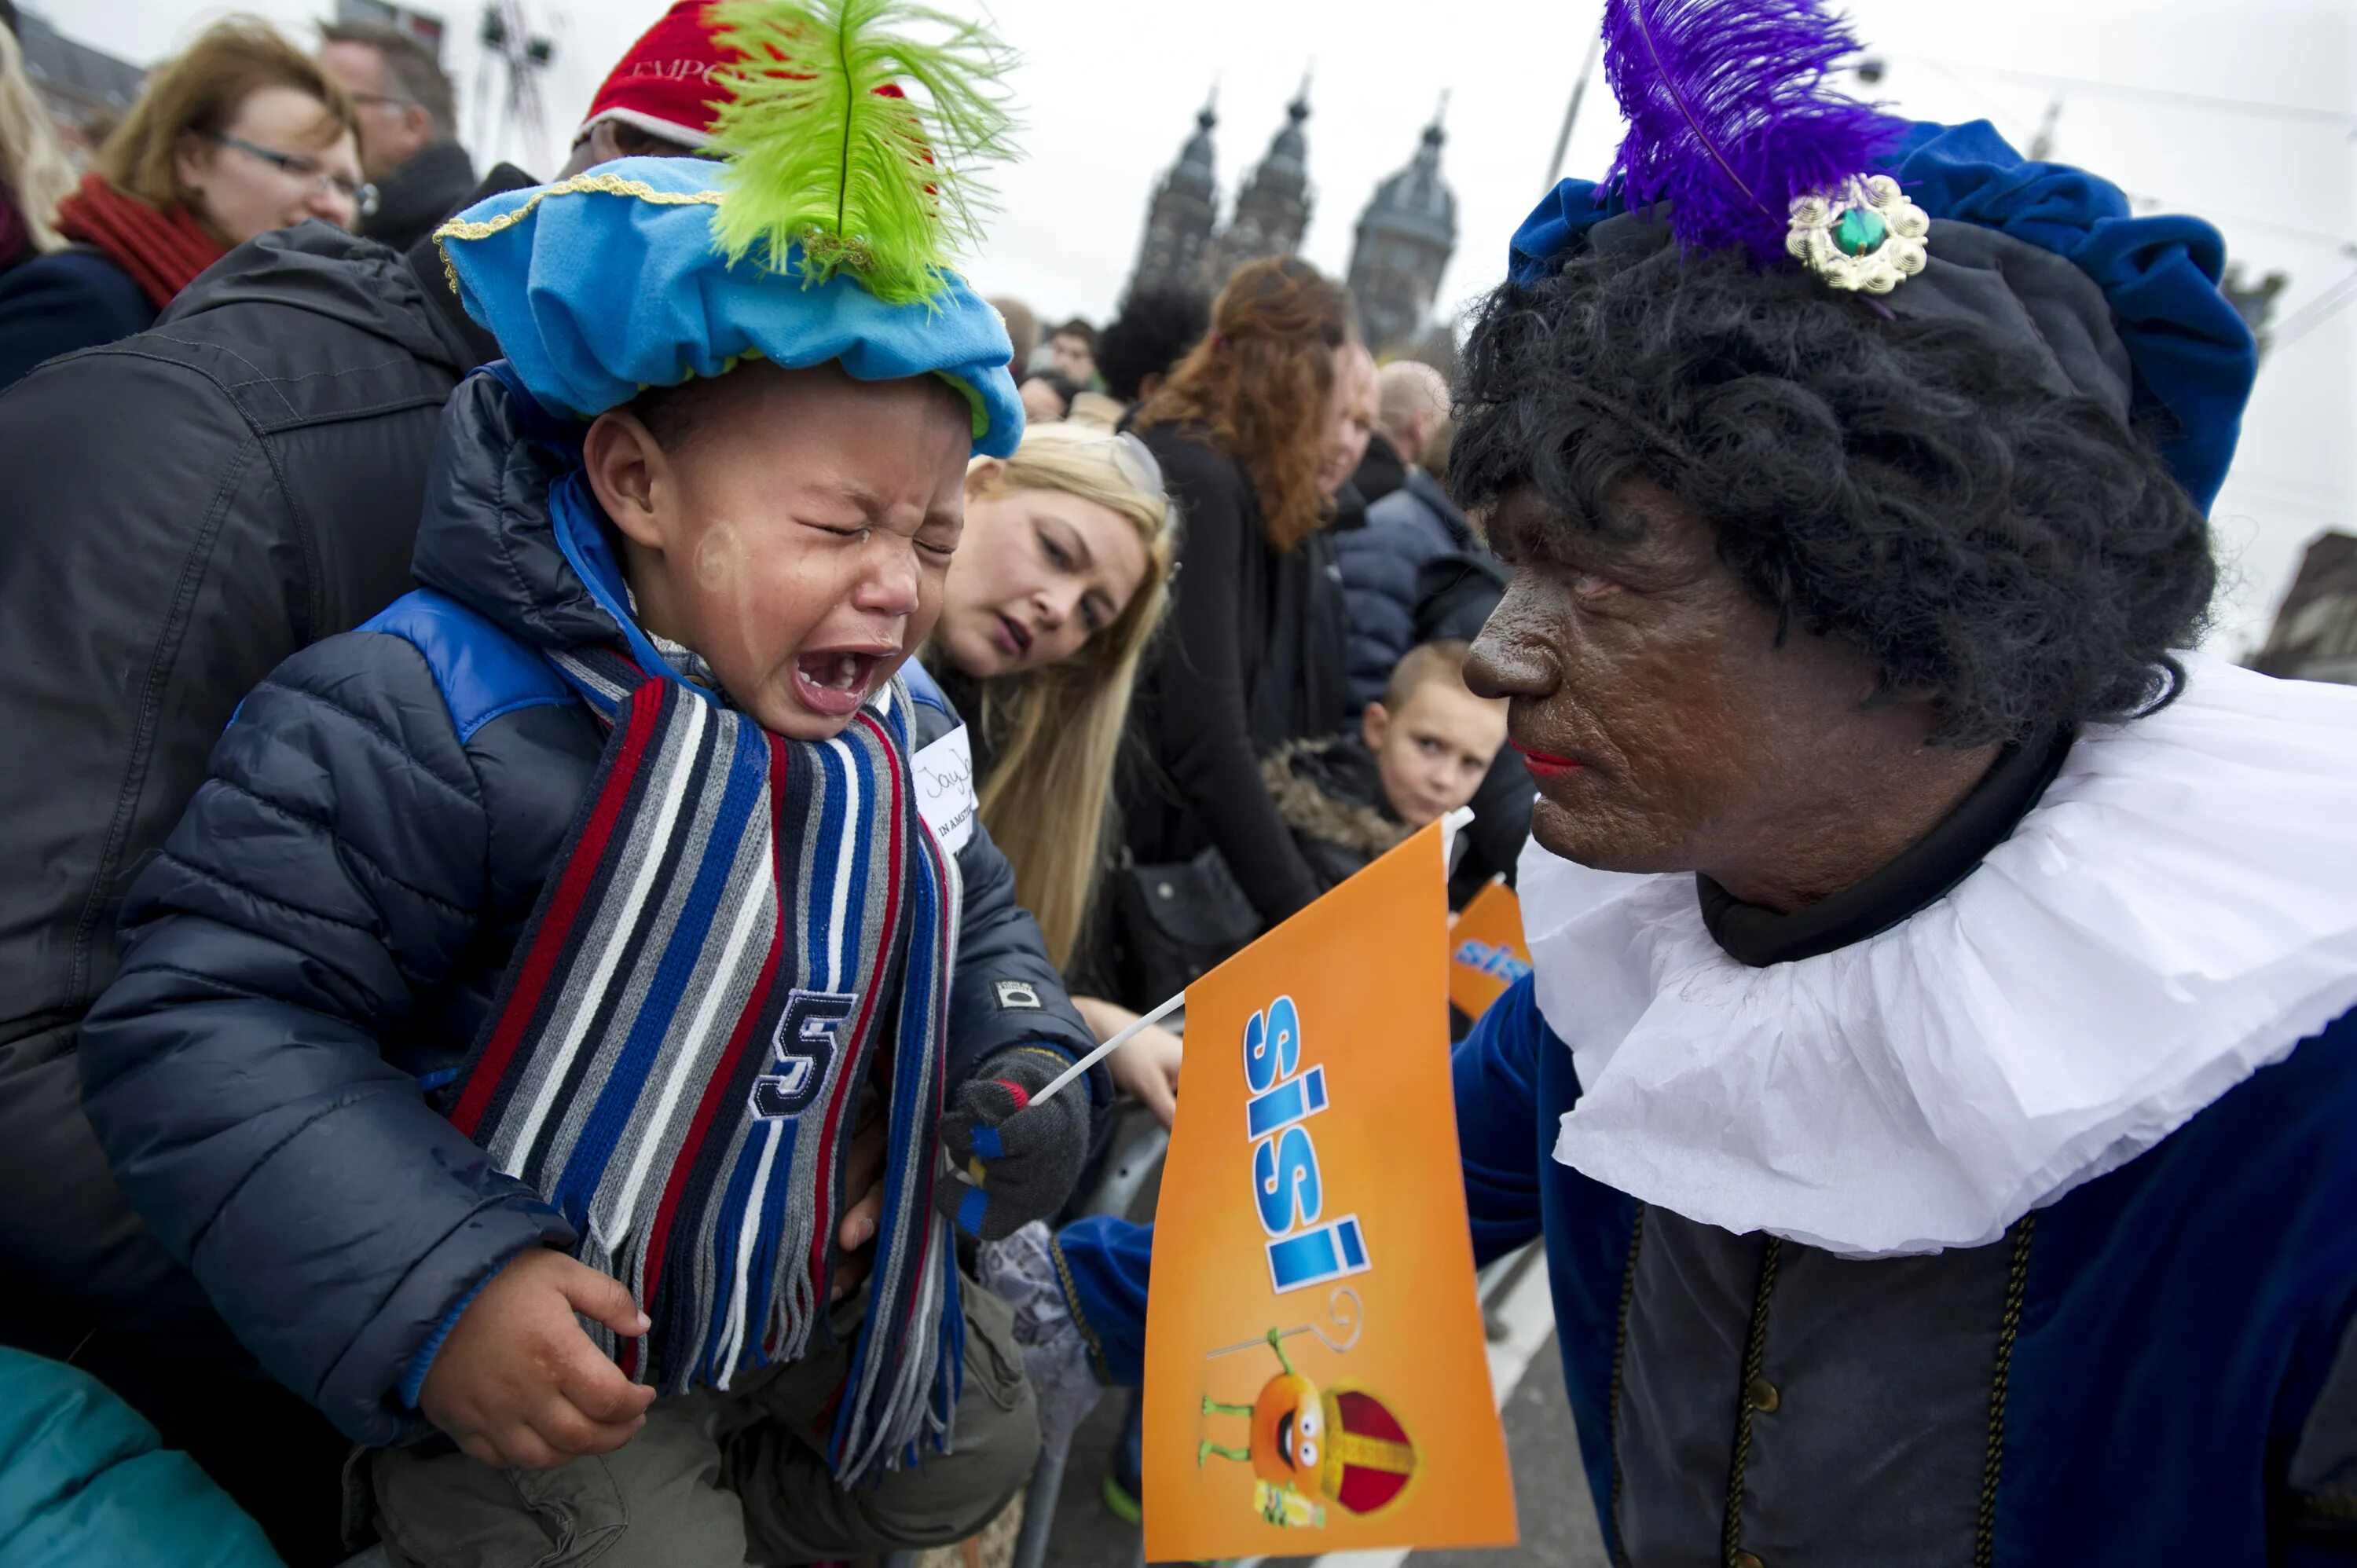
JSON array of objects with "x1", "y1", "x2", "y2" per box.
[
  {"x1": 1505, "y1": 119, "x2": 2256, "y2": 514},
  {"x1": 436, "y1": 156, "x2": 1024, "y2": 456}
]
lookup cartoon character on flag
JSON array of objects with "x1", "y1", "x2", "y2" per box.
[{"x1": 1196, "y1": 1307, "x2": 1420, "y2": 1528}]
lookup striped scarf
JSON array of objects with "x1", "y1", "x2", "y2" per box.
[{"x1": 446, "y1": 645, "x2": 963, "y2": 1482}]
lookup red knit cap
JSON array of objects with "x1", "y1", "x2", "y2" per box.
[{"x1": 574, "y1": 0, "x2": 732, "y2": 151}]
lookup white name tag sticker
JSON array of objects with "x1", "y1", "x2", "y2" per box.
[{"x1": 912, "y1": 724, "x2": 977, "y2": 853}]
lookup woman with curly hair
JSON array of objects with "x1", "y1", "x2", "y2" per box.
[
  {"x1": 1046, "y1": 2, "x2": 2357, "y2": 1557},
  {"x1": 1115, "y1": 255, "x2": 1356, "y2": 998}
]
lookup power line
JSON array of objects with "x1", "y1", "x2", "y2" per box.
[
  {"x1": 2271, "y1": 267, "x2": 2357, "y2": 353},
  {"x1": 1899, "y1": 56, "x2": 2357, "y2": 132}
]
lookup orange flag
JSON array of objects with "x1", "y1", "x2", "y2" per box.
[
  {"x1": 1141, "y1": 821, "x2": 1517, "y2": 1562},
  {"x1": 1449, "y1": 877, "x2": 1533, "y2": 1020}
]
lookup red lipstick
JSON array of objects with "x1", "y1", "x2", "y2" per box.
[{"x1": 1512, "y1": 741, "x2": 1582, "y2": 779}]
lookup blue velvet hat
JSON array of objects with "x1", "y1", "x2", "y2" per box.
[
  {"x1": 436, "y1": 158, "x2": 1021, "y2": 454},
  {"x1": 431, "y1": 0, "x2": 1024, "y2": 456},
  {"x1": 1508, "y1": 2, "x2": 2258, "y2": 514}
]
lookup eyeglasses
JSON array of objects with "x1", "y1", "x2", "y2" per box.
[
  {"x1": 207, "y1": 133, "x2": 379, "y2": 219},
  {"x1": 1109, "y1": 430, "x2": 1166, "y2": 499},
  {"x1": 346, "y1": 90, "x2": 416, "y2": 112}
]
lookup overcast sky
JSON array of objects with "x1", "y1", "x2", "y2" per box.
[{"x1": 46, "y1": 0, "x2": 2355, "y2": 653}]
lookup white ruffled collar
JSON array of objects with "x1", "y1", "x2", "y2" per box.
[{"x1": 1523, "y1": 655, "x2": 2357, "y2": 1257}]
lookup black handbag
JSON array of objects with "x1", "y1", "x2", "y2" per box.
[{"x1": 1109, "y1": 844, "x2": 1263, "y2": 1009}]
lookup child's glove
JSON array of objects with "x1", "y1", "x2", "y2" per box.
[{"x1": 934, "y1": 1046, "x2": 1091, "y2": 1240}]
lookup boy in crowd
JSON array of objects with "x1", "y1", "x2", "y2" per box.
[
  {"x1": 1263, "y1": 639, "x2": 1510, "y2": 896},
  {"x1": 78, "y1": 5, "x2": 1105, "y2": 1564},
  {"x1": 988, "y1": 641, "x2": 1510, "y2": 1519},
  {"x1": 1048, "y1": 315, "x2": 1100, "y2": 387}
]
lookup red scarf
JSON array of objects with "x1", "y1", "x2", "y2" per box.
[{"x1": 52, "y1": 173, "x2": 227, "y2": 311}]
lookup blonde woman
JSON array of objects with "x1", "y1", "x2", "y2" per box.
[
  {"x1": 0, "y1": 21, "x2": 75, "y2": 273},
  {"x1": 922, "y1": 421, "x2": 1186, "y2": 1121},
  {"x1": 0, "y1": 19, "x2": 365, "y2": 388}
]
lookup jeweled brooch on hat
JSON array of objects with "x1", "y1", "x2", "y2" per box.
[{"x1": 1786, "y1": 175, "x2": 1930, "y2": 293}]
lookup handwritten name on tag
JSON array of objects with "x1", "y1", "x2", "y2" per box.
[{"x1": 913, "y1": 724, "x2": 977, "y2": 853}]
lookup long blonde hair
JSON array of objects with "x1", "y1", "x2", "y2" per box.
[
  {"x1": 953, "y1": 423, "x2": 1178, "y2": 969},
  {"x1": 0, "y1": 25, "x2": 75, "y2": 251}
]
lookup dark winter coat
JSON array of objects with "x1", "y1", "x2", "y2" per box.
[
  {"x1": 0, "y1": 1348, "x2": 281, "y2": 1568},
  {"x1": 1259, "y1": 735, "x2": 1409, "y2": 895},
  {"x1": 1121, "y1": 427, "x2": 1347, "y2": 925},
  {"x1": 0, "y1": 209, "x2": 520, "y2": 1342},
  {"x1": 78, "y1": 365, "x2": 1105, "y2": 1449},
  {"x1": 0, "y1": 208, "x2": 523, "y2": 1559},
  {"x1": 359, "y1": 141, "x2": 481, "y2": 255},
  {"x1": 1347, "y1": 429, "x2": 1407, "y2": 508},
  {"x1": 1334, "y1": 467, "x2": 1480, "y2": 720},
  {"x1": 0, "y1": 246, "x2": 156, "y2": 389}
]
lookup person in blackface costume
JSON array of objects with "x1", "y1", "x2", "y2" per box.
[{"x1": 1038, "y1": 0, "x2": 2357, "y2": 1558}]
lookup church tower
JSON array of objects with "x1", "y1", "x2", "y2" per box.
[
  {"x1": 1347, "y1": 100, "x2": 1458, "y2": 354},
  {"x1": 1199, "y1": 81, "x2": 1314, "y2": 291},
  {"x1": 1125, "y1": 94, "x2": 1221, "y2": 300}
]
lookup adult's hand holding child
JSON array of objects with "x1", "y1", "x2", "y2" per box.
[{"x1": 419, "y1": 1248, "x2": 658, "y2": 1470}]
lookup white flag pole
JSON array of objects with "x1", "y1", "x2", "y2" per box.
[
  {"x1": 1032, "y1": 987, "x2": 1188, "y2": 1105},
  {"x1": 1035, "y1": 808, "x2": 1475, "y2": 1106}
]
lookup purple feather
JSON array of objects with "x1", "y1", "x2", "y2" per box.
[{"x1": 1602, "y1": 0, "x2": 1900, "y2": 259}]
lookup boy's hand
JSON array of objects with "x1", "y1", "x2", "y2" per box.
[
  {"x1": 831, "y1": 1092, "x2": 889, "y2": 1302},
  {"x1": 418, "y1": 1249, "x2": 658, "y2": 1470},
  {"x1": 933, "y1": 1047, "x2": 1091, "y2": 1240}
]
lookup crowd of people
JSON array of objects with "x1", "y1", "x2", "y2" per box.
[
  {"x1": 0, "y1": 3, "x2": 1512, "y2": 1563},
  {"x1": 1, "y1": 0, "x2": 2352, "y2": 1566}
]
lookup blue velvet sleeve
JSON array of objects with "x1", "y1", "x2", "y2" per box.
[
  {"x1": 1453, "y1": 975, "x2": 1551, "y2": 1268},
  {"x1": 1053, "y1": 1213, "x2": 1153, "y2": 1388}
]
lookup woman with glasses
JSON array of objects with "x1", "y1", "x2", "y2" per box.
[
  {"x1": 921, "y1": 421, "x2": 1189, "y2": 1123},
  {"x1": 0, "y1": 19, "x2": 365, "y2": 389}
]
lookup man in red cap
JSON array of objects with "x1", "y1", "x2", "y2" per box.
[
  {"x1": 0, "y1": 5, "x2": 739, "y2": 1561},
  {"x1": 559, "y1": 0, "x2": 731, "y2": 172}
]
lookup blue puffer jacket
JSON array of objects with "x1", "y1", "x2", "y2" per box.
[
  {"x1": 0, "y1": 1348, "x2": 281, "y2": 1566},
  {"x1": 1332, "y1": 467, "x2": 1481, "y2": 720},
  {"x1": 79, "y1": 366, "x2": 1105, "y2": 1448}
]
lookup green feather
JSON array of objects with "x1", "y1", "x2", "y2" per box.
[{"x1": 705, "y1": 0, "x2": 1017, "y2": 306}]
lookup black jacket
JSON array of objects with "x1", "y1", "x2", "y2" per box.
[
  {"x1": 1347, "y1": 430, "x2": 1408, "y2": 509},
  {"x1": 79, "y1": 366, "x2": 1101, "y2": 1447},
  {"x1": 1122, "y1": 428, "x2": 1346, "y2": 925},
  {"x1": 0, "y1": 247, "x2": 156, "y2": 390},
  {"x1": 1334, "y1": 467, "x2": 1481, "y2": 720},
  {"x1": 0, "y1": 211, "x2": 519, "y2": 1345},
  {"x1": 360, "y1": 141, "x2": 481, "y2": 255}
]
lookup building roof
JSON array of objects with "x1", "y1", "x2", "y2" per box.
[
  {"x1": 1359, "y1": 114, "x2": 1457, "y2": 250},
  {"x1": 1168, "y1": 98, "x2": 1217, "y2": 197},
  {"x1": 1254, "y1": 86, "x2": 1312, "y2": 190},
  {"x1": 16, "y1": 8, "x2": 147, "y2": 117}
]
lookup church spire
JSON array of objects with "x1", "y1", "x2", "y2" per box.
[{"x1": 1124, "y1": 90, "x2": 1224, "y2": 299}]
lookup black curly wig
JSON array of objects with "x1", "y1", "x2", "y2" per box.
[{"x1": 1451, "y1": 243, "x2": 2217, "y2": 746}]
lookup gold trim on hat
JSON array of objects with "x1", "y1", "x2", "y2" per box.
[{"x1": 431, "y1": 170, "x2": 726, "y2": 295}]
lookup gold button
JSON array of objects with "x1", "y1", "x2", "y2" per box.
[
  {"x1": 1746, "y1": 1374, "x2": 1781, "y2": 1413},
  {"x1": 1735, "y1": 1552, "x2": 1765, "y2": 1568}
]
